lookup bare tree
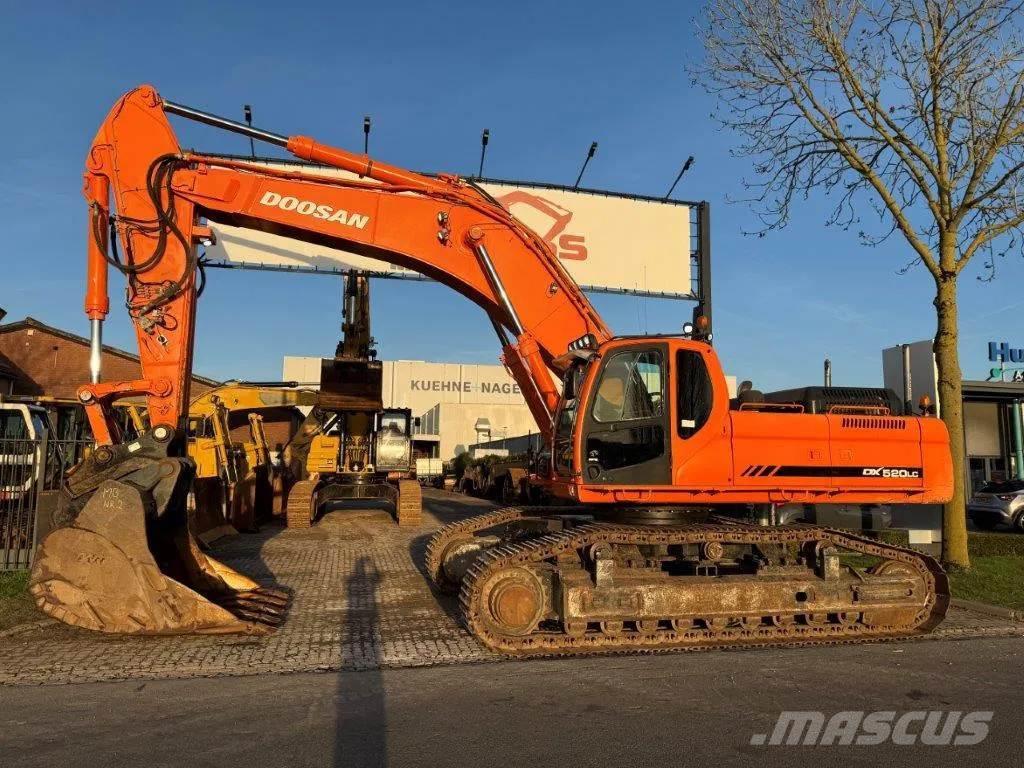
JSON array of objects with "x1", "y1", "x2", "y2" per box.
[{"x1": 695, "y1": 0, "x2": 1024, "y2": 568}]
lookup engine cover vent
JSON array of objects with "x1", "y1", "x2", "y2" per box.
[{"x1": 841, "y1": 416, "x2": 907, "y2": 430}]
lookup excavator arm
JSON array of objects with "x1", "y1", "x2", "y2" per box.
[{"x1": 80, "y1": 85, "x2": 610, "y2": 446}]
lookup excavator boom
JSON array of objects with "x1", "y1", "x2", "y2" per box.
[{"x1": 79, "y1": 86, "x2": 610, "y2": 447}]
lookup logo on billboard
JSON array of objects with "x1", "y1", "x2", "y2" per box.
[{"x1": 495, "y1": 190, "x2": 588, "y2": 261}]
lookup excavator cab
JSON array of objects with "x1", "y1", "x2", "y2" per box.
[
  {"x1": 554, "y1": 338, "x2": 716, "y2": 491},
  {"x1": 579, "y1": 343, "x2": 672, "y2": 486},
  {"x1": 552, "y1": 334, "x2": 944, "y2": 510},
  {"x1": 375, "y1": 409, "x2": 414, "y2": 473}
]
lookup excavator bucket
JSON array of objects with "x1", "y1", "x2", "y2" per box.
[
  {"x1": 317, "y1": 357, "x2": 383, "y2": 411},
  {"x1": 28, "y1": 428, "x2": 289, "y2": 635}
]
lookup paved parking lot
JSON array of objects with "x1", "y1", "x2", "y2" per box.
[{"x1": 1, "y1": 489, "x2": 1022, "y2": 686}]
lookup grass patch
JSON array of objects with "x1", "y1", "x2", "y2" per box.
[
  {"x1": 0, "y1": 570, "x2": 37, "y2": 633},
  {"x1": 839, "y1": 553, "x2": 883, "y2": 570},
  {"x1": 968, "y1": 532, "x2": 1024, "y2": 558},
  {"x1": 948, "y1": 555, "x2": 1024, "y2": 612}
]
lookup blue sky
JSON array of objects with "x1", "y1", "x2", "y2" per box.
[{"x1": 1, "y1": 1, "x2": 1021, "y2": 391}]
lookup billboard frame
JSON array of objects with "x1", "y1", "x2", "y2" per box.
[{"x1": 198, "y1": 154, "x2": 712, "y2": 327}]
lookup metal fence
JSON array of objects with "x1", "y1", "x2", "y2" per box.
[{"x1": 0, "y1": 437, "x2": 89, "y2": 570}]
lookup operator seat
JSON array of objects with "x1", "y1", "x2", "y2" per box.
[
  {"x1": 593, "y1": 375, "x2": 626, "y2": 422},
  {"x1": 732, "y1": 380, "x2": 764, "y2": 409}
]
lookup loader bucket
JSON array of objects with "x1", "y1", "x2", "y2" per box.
[{"x1": 28, "y1": 429, "x2": 289, "y2": 636}]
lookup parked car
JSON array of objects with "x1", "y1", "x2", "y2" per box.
[
  {"x1": 967, "y1": 479, "x2": 1024, "y2": 532},
  {"x1": 775, "y1": 503, "x2": 893, "y2": 530}
]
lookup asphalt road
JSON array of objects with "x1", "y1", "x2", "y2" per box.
[{"x1": 2, "y1": 635, "x2": 1022, "y2": 768}]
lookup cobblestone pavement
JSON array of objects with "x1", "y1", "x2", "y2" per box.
[{"x1": 2, "y1": 490, "x2": 1022, "y2": 686}]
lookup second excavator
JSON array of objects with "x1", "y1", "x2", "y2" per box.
[
  {"x1": 283, "y1": 269, "x2": 422, "y2": 529},
  {"x1": 29, "y1": 86, "x2": 953, "y2": 652}
]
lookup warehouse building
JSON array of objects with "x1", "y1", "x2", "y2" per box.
[{"x1": 283, "y1": 356, "x2": 536, "y2": 459}]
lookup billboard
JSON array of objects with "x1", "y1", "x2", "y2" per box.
[
  {"x1": 480, "y1": 182, "x2": 691, "y2": 296},
  {"x1": 202, "y1": 160, "x2": 694, "y2": 298}
]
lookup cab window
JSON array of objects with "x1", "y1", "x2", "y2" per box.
[
  {"x1": 0, "y1": 411, "x2": 30, "y2": 440},
  {"x1": 554, "y1": 361, "x2": 588, "y2": 475},
  {"x1": 676, "y1": 349, "x2": 712, "y2": 439},
  {"x1": 591, "y1": 350, "x2": 663, "y2": 423},
  {"x1": 0, "y1": 410, "x2": 37, "y2": 458},
  {"x1": 187, "y1": 417, "x2": 213, "y2": 439},
  {"x1": 379, "y1": 413, "x2": 407, "y2": 436}
]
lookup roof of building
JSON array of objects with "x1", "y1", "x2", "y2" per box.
[
  {"x1": 963, "y1": 379, "x2": 1024, "y2": 401},
  {"x1": 0, "y1": 317, "x2": 220, "y2": 387}
]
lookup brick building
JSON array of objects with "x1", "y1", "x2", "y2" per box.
[
  {"x1": 0, "y1": 316, "x2": 301, "y2": 454},
  {"x1": 0, "y1": 358, "x2": 15, "y2": 396},
  {"x1": 226, "y1": 408, "x2": 305, "y2": 458},
  {"x1": 0, "y1": 316, "x2": 219, "y2": 401}
]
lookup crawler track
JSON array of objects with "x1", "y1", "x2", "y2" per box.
[
  {"x1": 288, "y1": 477, "x2": 421, "y2": 528},
  {"x1": 428, "y1": 508, "x2": 950, "y2": 656},
  {"x1": 396, "y1": 479, "x2": 423, "y2": 526},
  {"x1": 285, "y1": 479, "x2": 318, "y2": 529},
  {"x1": 426, "y1": 506, "x2": 536, "y2": 592}
]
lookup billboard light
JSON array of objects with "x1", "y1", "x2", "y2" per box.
[
  {"x1": 574, "y1": 142, "x2": 598, "y2": 189},
  {"x1": 478, "y1": 129, "x2": 490, "y2": 178},
  {"x1": 664, "y1": 156, "x2": 695, "y2": 201},
  {"x1": 243, "y1": 104, "x2": 255, "y2": 158}
]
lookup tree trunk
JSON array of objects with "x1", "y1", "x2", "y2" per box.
[{"x1": 933, "y1": 274, "x2": 970, "y2": 569}]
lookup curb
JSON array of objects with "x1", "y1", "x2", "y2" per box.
[
  {"x1": 0, "y1": 618, "x2": 57, "y2": 639},
  {"x1": 950, "y1": 597, "x2": 1023, "y2": 622}
]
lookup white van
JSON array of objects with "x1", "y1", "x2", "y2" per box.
[{"x1": 0, "y1": 401, "x2": 50, "y2": 504}]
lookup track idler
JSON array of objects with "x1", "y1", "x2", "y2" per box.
[{"x1": 29, "y1": 427, "x2": 289, "y2": 635}]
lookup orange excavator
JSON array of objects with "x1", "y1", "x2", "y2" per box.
[{"x1": 29, "y1": 85, "x2": 953, "y2": 651}]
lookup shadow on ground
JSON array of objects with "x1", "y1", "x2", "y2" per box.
[
  {"x1": 407, "y1": 490, "x2": 497, "y2": 623},
  {"x1": 334, "y1": 555, "x2": 387, "y2": 767}
]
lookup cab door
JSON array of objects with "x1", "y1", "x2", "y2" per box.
[{"x1": 580, "y1": 344, "x2": 671, "y2": 485}]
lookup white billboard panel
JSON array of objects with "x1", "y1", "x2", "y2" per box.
[
  {"x1": 203, "y1": 161, "x2": 692, "y2": 297},
  {"x1": 480, "y1": 182, "x2": 691, "y2": 296}
]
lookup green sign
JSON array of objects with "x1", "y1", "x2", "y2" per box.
[{"x1": 988, "y1": 367, "x2": 1024, "y2": 383}]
